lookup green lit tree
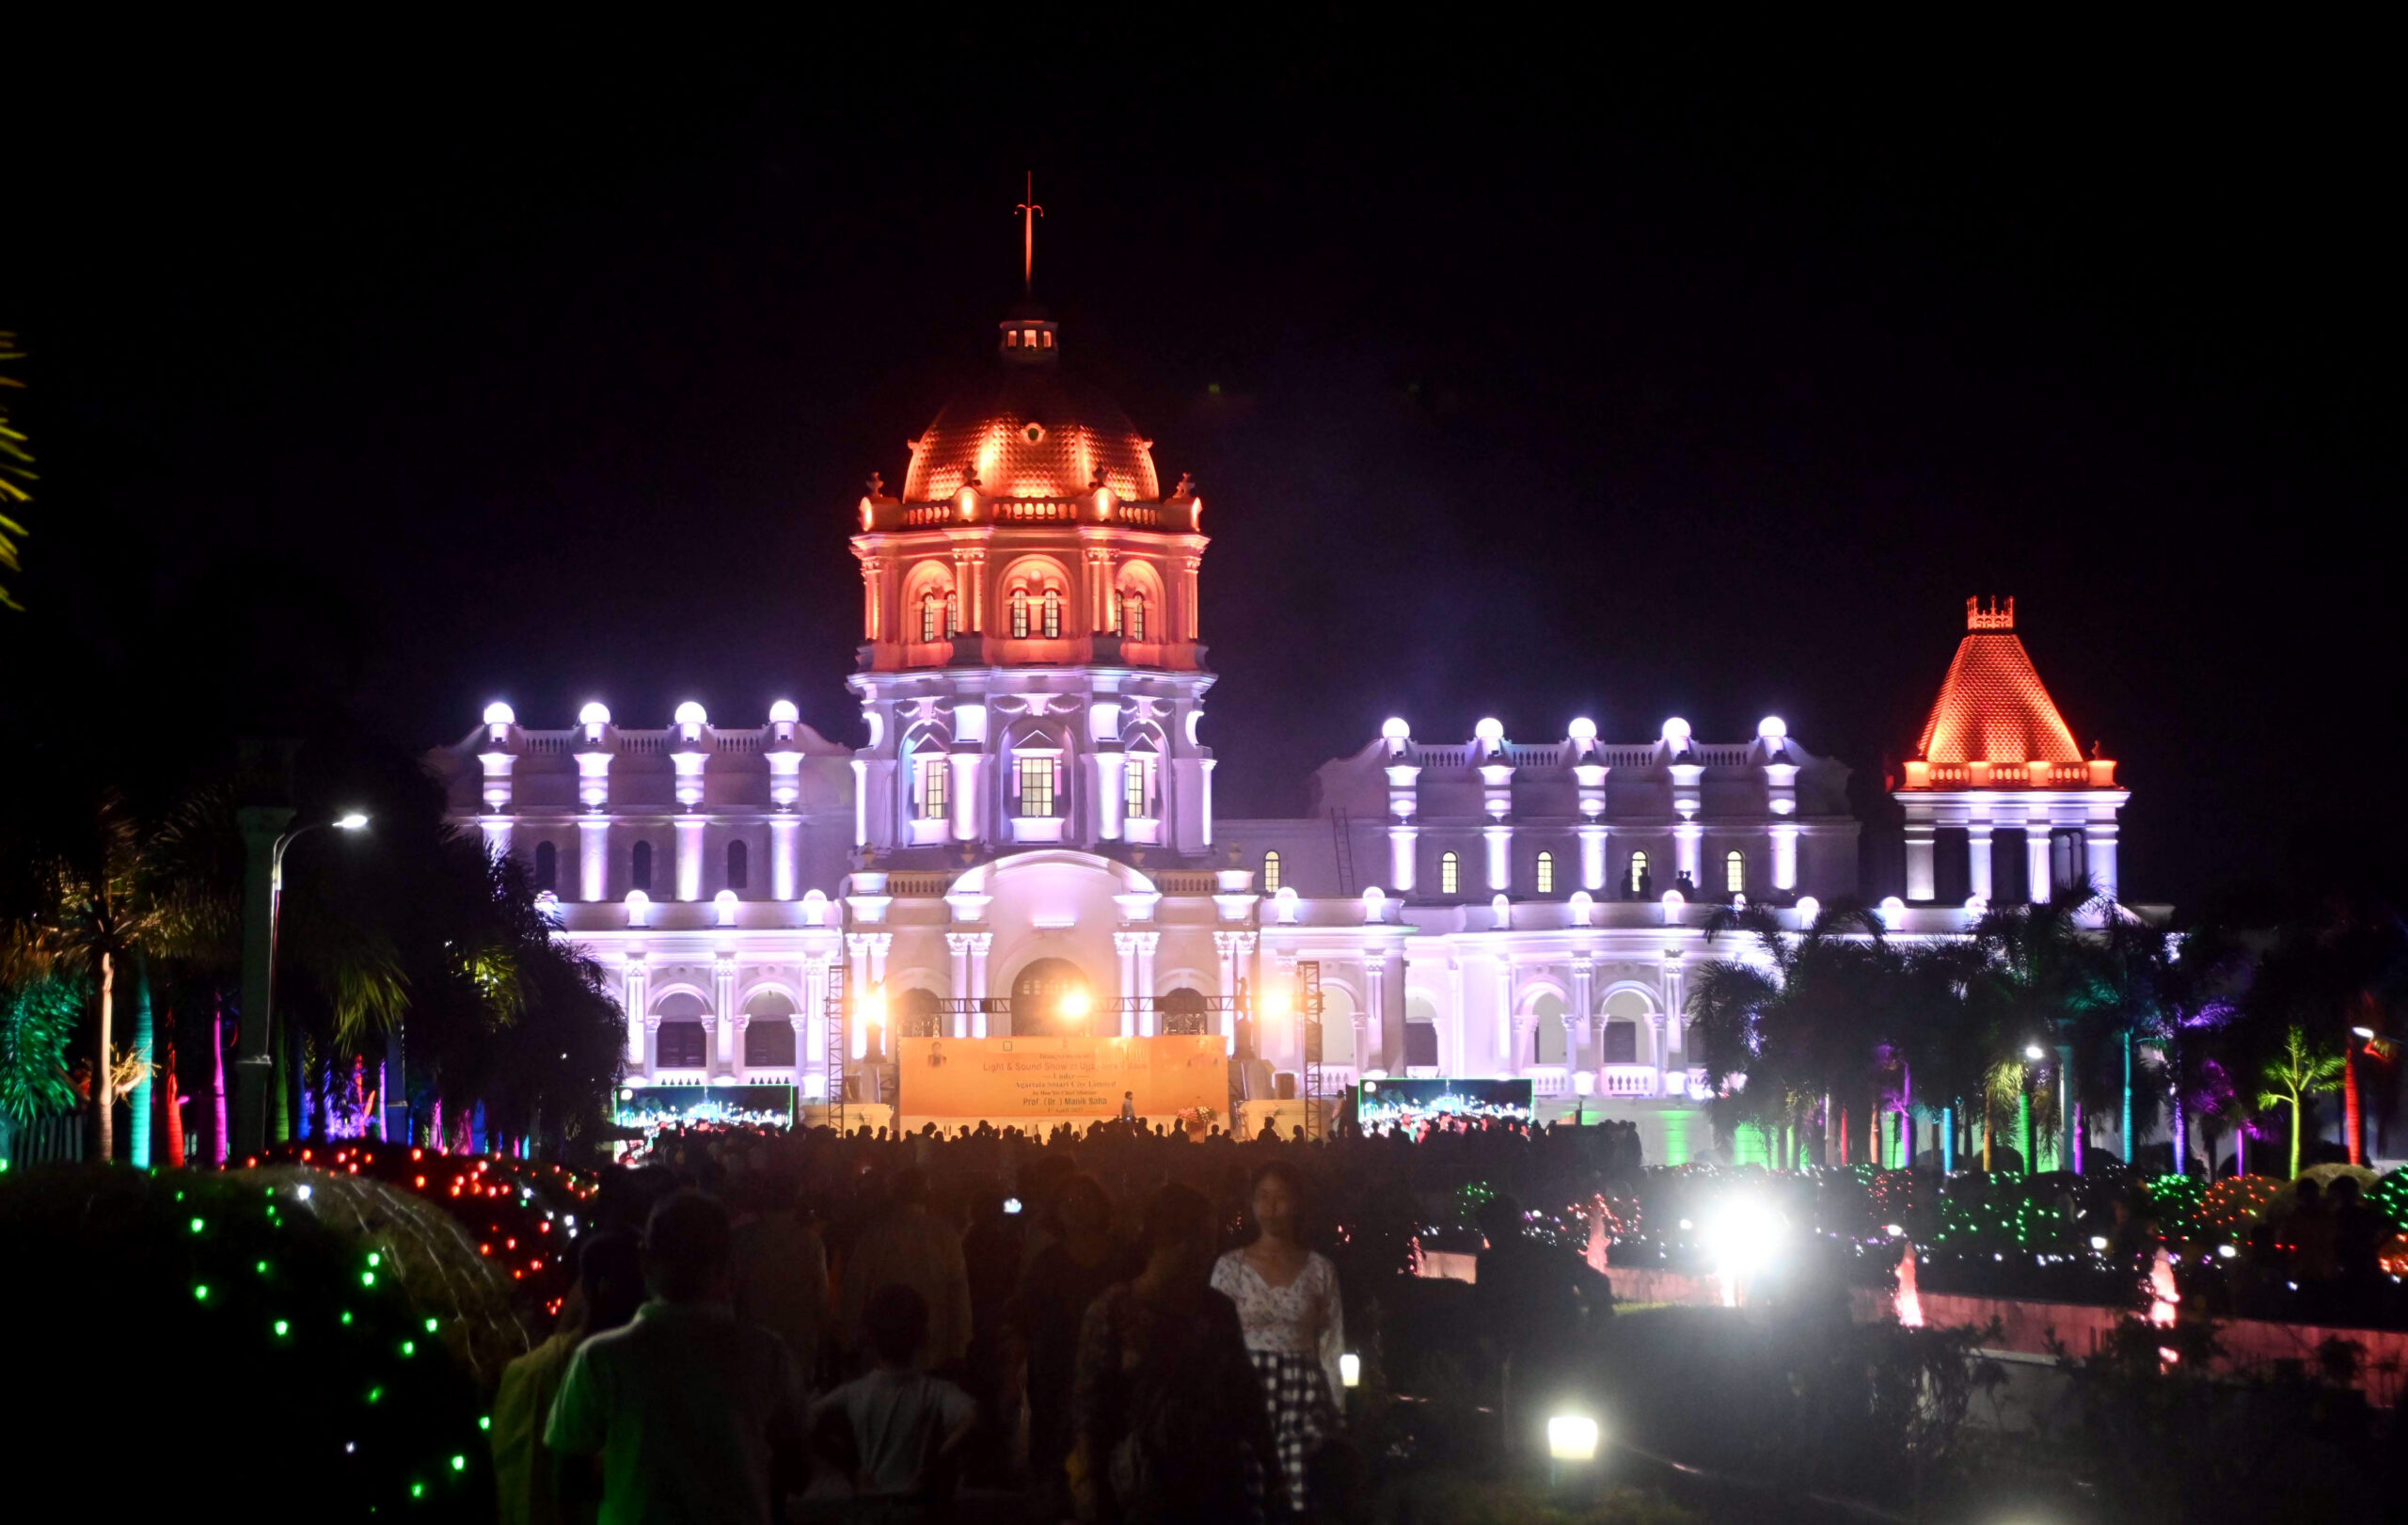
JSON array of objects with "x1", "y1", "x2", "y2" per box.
[{"x1": 2255, "y1": 1025, "x2": 2344, "y2": 1179}]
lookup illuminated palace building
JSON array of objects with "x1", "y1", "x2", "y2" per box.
[{"x1": 436, "y1": 294, "x2": 2129, "y2": 1152}]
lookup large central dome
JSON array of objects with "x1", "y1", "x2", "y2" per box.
[{"x1": 899, "y1": 310, "x2": 1162, "y2": 502}]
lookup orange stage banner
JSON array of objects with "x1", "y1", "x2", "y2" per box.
[{"x1": 896, "y1": 1035, "x2": 1227, "y2": 1120}]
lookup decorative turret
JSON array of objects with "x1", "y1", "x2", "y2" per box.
[{"x1": 1895, "y1": 597, "x2": 2128, "y2": 909}]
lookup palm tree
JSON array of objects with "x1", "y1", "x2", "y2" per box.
[
  {"x1": 0, "y1": 329, "x2": 33, "y2": 612},
  {"x1": 1691, "y1": 901, "x2": 1893, "y2": 1164},
  {"x1": 1, "y1": 790, "x2": 235, "y2": 1162},
  {"x1": 2256, "y1": 1025, "x2": 2344, "y2": 1179}
]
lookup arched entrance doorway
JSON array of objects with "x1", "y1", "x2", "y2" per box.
[
  {"x1": 1010, "y1": 958, "x2": 1093, "y2": 1037},
  {"x1": 1159, "y1": 987, "x2": 1210, "y2": 1036}
]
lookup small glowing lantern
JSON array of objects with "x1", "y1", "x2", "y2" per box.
[{"x1": 1339, "y1": 1352, "x2": 1361, "y2": 1389}]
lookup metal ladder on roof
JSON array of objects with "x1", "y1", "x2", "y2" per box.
[{"x1": 1329, "y1": 807, "x2": 1355, "y2": 896}]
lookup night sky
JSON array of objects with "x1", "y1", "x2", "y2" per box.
[{"x1": 6, "y1": 24, "x2": 2395, "y2": 910}]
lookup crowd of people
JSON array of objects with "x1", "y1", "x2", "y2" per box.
[{"x1": 490, "y1": 1115, "x2": 1626, "y2": 1523}]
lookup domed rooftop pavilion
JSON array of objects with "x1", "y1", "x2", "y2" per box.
[{"x1": 899, "y1": 305, "x2": 1162, "y2": 503}]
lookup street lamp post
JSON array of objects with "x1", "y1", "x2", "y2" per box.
[
  {"x1": 2348, "y1": 1025, "x2": 2375, "y2": 1168},
  {"x1": 231, "y1": 812, "x2": 369, "y2": 1156},
  {"x1": 2021, "y1": 1042, "x2": 2045, "y2": 1174}
]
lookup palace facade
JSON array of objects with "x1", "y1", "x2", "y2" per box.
[{"x1": 434, "y1": 296, "x2": 2128, "y2": 1147}]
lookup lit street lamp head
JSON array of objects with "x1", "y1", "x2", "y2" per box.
[
  {"x1": 334, "y1": 812, "x2": 371, "y2": 831},
  {"x1": 2023, "y1": 1043, "x2": 2045, "y2": 1062}
]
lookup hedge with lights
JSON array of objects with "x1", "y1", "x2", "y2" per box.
[
  {"x1": 2368, "y1": 1168, "x2": 2408, "y2": 1233},
  {"x1": 0, "y1": 1165, "x2": 519, "y2": 1517}
]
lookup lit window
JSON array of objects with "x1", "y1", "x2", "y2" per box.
[
  {"x1": 1626, "y1": 850, "x2": 1649, "y2": 897},
  {"x1": 1011, "y1": 590, "x2": 1029, "y2": 638},
  {"x1": 916, "y1": 756, "x2": 949, "y2": 819},
  {"x1": 1261, "y1": 850, "x2": 1281, "y2": 893},
  {"x1": 1724, "y1": 850, "x2": 1745, "y2": 895},
  {"x1": 1006, "y1": 329, "x2": 1020, "y2": 347},
  {"x1": 1535, "y1": 850, "x2": 1554, "y2": 894},
  {"x1": 920, "y1": 595, "x2": 943, "y2": 643},
  {"x1": 1124, "y1": 754, "x2": 1152, "y2": 818},
  {"x1": 725, "y1": 838, "x2": 748, "y2": 891},
  {"x1": 1040, "y1": 330, "x2": 1053, "y2": 347},
  {"x1": 1016, "y1": 755, "x2": 1055, "y2": 818},
  {"x1": 630, "y1": 839, "x2": 654, "y2": 893},
  {"x1": 944, "y1": 591, "x2": 958, "y2": 636},
  {"x1": 1125, "y1": 595, "x2": 1147, "y2": 642},
  {"x1": 1439, "y1": 850, "x2": 1459, "y2": 895},
  {"x1": 1043, "y1": 589, "x2": 1062, "y2": 638}
]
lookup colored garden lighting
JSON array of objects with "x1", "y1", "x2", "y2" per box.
[
  {"x1": 192, "y1": 1284, "x2": 209, "y2": 1301},
  {"x1": 189, "y1": 1216, "x2": 205, "y2": 1233},
  {"x1": 274, "y1": 1319, "x2": 291, "y2": 1337},
  {"x1": 1546, "y1": 1414, "x2": 1601, "y2": 1462}
]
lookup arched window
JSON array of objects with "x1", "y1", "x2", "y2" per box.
[
  {"x1": 1439, "y1": 850, "x2": 1460, "y2": 895},
  {"x1": 1261, "y1": 850, "x2": 1282, "y2": 894},
  {"x1": 1125, "y1": 594, "x2": 1147, "y2": 643},
  {"x1": 1011, "y1": 590, "x2": 1030, "y2": 638},
  {"x1": 725, "y1": 837, "x2": 749, "y2": 891},
  {"x1": 915, "y1": 755, "x2": 950, "y2": 819},
  {"x1": 1626, "y1": 850, "x2": 1649, "y2": 898},
  {"x1": 532, "y1": 840, "x2": 557, "y2": 894},
  {"x1": 944, "y1": 590, "x2": 958, "y2": 636},
  {"x1": 920, "y1": 595, "x2": 943, "y2": 643},
  {"x1": 1123, "y1": 753, "x2": 1154, "y2": 818},
  {"x1": 1724, "y1": 850, "x2": 1746, "y2": 895},
  {"x1": 630, "y1": 839, "x2": 654, "y2": 893},
  {"x1": 1042, "y1": 588, "x2": 1062, "y2": 638},
  {"x1": 1534, "y1": 850, "x2": 1555, "y2": 895}
]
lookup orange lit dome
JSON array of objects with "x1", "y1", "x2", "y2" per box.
[{"x1": 900, "y1": 308, "x2": 1161, "y2": 502}]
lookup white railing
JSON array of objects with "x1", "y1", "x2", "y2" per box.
[
  {"x1": 1595, "y1": 1064, "x2": 1661, "y2": 1098},
  {"x1": 1524, "y1": 1064, "x2": 1571, "y2": 1098},
  {"x1": 1305, "y1": 1064, "x2": 1358, "y2": 1097}
]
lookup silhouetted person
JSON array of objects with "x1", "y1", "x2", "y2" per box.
[
  {"x1": 1072, "y1": 1183, "x2": 1273, "y2": 1524},
  {"x1": 732, "y1": 1178, "x2": 832, "y2": 1388},
  {"x1": 1472, "y1": 1192, "x2": 1610, "y2": 1448},
  {"x1": 810, "y1": 1284, "x2": 978, "y2": 1516},
  {"x1": 839, "y1": 1168, "x2": 974, "y2": 1372},
  {"x1": 493, "y1": 1230, "x2": 642, "y2": 1525},
  {"x1": 547, "y1": 1189, "x2": 807, "y2": 1524},
  {"x1": 1015, "y1": 1174, "x2": 1141, "y2": 1514}
]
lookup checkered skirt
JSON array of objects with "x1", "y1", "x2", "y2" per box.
[{"x1": 1246, "y1": 1349, "x2": 1338, "y2": 1514}]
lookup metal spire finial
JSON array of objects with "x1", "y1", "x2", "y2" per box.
[{"x1": 1016, "y1": 171, "x2": 1044, "y2": 294}]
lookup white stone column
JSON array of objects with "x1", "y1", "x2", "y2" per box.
[
  {"x1": 676, "y1": 818, "x2": 705, "y2": 902},
  {"x1": 1570, "y1": 958, "x2": 1595, "y2": 1070},
  {"x1": 1673, "y1": 822, "x2": 1703, "y2": 889},
  {"x1": 1493, "y1": 959, "x2": 1514, "y2": 1074},
  {"x1": 847, "y1": 935, "x2": 873, "y2": 1059},
  {"x1": 770, "y1": 817, "x2": 800, "y2": 901},
  {"x1": 968, "y1": 934, "x2": 993, "y2": 1037},
  {"x1": 804, "y1": 953, "x2": 831, "y2": 1084},
  {"x1": 623, "y1": 958, "x2": 649, "y2": 1071},
  {"x1": 1362, "y1": 954, "x2": 1386, "y2": 1072},
  {"x1": 714, "y1": 957, "x2": 737, "y2": 1078},
  {"x1": 580, "y1": 818, "x2": 610, "y2": 902},
  {"x1": 1389, "y1": 825, "x2": 1418, "y2": 893},
  {"x1": 1135, "y1": 933, "x2": 1160, "y2": 1036},
  {"x1": 947, "y1": 934, "x2": 973, "y2": 1037},
  {"x1": 2086, "y1": 819, "x2": 2120, "y2": 906},
  {"x1": 1114, "y1": 932, "x2": 1139, "y2": 1036},
  {"x1": 1214, "y1": 931, "x2": 1244, "y2": 1056},
  {"x1": 1905, "y1": 819, "x2": 1938, "y2": 901},
  {"x1": 1660, "y1": 953, "x2": 1687, "y2": 1084},
  {"x1": 1968, "y1": 822, "x2": 1994, "y2": 901},
  {"x1": 2025, "y1": 829, "x2": 2052, "y2": 905},
  {"x1": 1484, "y1": 824, "x2": 1512, "y2": 892},
  {"x1": 1769, "y1": 824, "x2": 1798, "y2": 892},
  {"x1": 1444, "y1": 960, "x2": 1466, "y2": 1076},
  {"x1": 1579, "y1": 825, "x2": 1608, "y2": 892},
  {"x1": 788, "y1": 1014, "x2": 810, "y2": 1095}
]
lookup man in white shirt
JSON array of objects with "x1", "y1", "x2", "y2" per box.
[
  {"x1": 547, "y1": 1190, "x2": 807, "y2": 1525},
  {"x1": 811, "y1": 1283, "x2": 978, "y2": 1509}
]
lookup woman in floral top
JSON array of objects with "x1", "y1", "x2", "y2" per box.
[{"x1": 1210, "y1": 1162, "x2": 1344, "y2": 1517}]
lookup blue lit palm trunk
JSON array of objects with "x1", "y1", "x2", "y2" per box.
[
  {"x1": 2121, "y1": 1032, "x2": 2133, "y2": 1168},
  {"x1": 129, "y1": 950, "x2": 154, "y2": 1168}
]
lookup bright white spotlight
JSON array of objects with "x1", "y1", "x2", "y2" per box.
[
  {"x1": 1059, "y1": 990, "x2": 1091, "y2": 1022},
  {"x1": 1339, "y1": 1352, "x2": 1361, "y2": 1389},
  {"x1": 1545, "y1": 1414, "x2": 1600, "y2": 1462},
  {"x1": 2024, "y1": 1043, "x2": 2045, "y2": 1062},
  {"x1": 333, "y1": 812, "x2": 370, "y2": 831}
]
